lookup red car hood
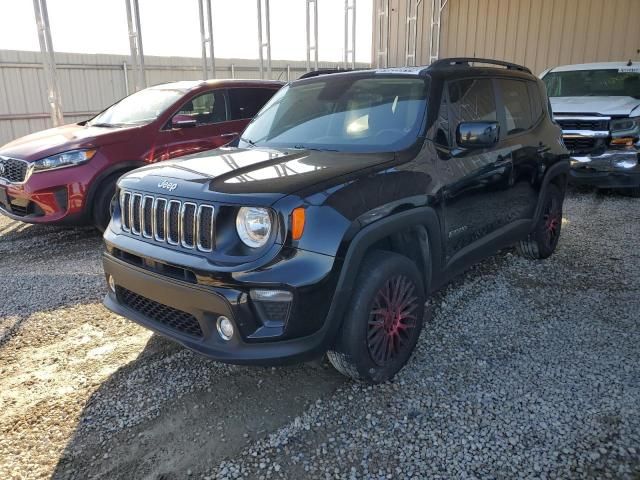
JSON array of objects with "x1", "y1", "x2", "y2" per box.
[{"x1": 0, "y1": 122, "x2": 141, "y2": 162}]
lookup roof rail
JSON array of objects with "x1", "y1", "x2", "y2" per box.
[
  {"x1": 298, "y1": 68, "x2": 359, "y2": 79},
  {"x1": 429, "y1": 57, "x2": 532, "y2": 74}
]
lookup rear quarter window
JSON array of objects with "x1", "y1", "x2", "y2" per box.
[
  {"x1": 527, "y1": 82, "x2": 544, "y2": 124},
  {"x1": 497, "y1": 79, "x2": 534, "y2": 135},
  {"x1": 228, "y1": 88, "x2": 279, "y2": 120}
]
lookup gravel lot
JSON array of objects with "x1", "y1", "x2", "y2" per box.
[{"x1": 1, "y1": 189, "x2": 639, "y2": 480}]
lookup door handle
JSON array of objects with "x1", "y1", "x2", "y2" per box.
[{"x1": 220, "y1": 132, "x2": 239, "y2": 138}]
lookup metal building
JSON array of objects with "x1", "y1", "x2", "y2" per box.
[{"x1": 372, "y1": 0, "x2": 640, "y2": 74}]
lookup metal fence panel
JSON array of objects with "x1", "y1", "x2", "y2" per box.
[{"x1": 0, "y1": 49, "x2": 367, "y2": 146}]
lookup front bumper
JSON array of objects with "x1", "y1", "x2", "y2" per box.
[
  {"x1": 569, "y1": 149, "x2": 640, "y2": 189},
  {"x1": 102, "y1": 245, "x2": 341, "y2": 365},
  {"x1": 0, "y1": 161, "x2": 98, "y2": 224}
]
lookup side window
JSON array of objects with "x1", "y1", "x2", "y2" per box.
[
  {"x1": 434, "y1": 87, "x2": 450, "y2": 148},
  {"x1": 497, "y1": 79, "x2": 533, "y2": 135},
  {"x1": 448, "y1": 78, "x2": 497, "y2": 144},
  {"x1": 527, "y1": 81, "x2": 544, "y2": 124},
  {"x1": 228, "y1": 88, "x2": 278, "y2": 120},
  {"x1": 176, "y1": 90, "x2": 227, "y2": 125}
]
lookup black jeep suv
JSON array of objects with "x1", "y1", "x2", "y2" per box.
[{"x1": 102, "y1": 58, "x2": 569, "y2": 383}]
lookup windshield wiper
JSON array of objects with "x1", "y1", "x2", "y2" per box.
[
  {"x1": 90, "y1": 122, "x2": 118, "y2": 128},
  {"x1": 240, "y1": 137, "x2": 257, "y2": 147},
  {"x1": 292, "y1": 145, "x2": 340, "y2": 152}
]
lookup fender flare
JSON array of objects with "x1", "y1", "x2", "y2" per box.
[
  {"x1": 533, "y1": 159, "x2": 570, "y2": 224},
  {"x1": 323, "y1": 206, "x2": 442, "y2": 345}
]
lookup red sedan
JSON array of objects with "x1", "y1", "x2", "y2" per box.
[{"x1": 0, "y1": 79, "x2": 282, "y2": 230}]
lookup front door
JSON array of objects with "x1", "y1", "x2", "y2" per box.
[
  {"x1": 437, "y1": 77, "x2": 509, "y2": 263},
  {"x1": 158, "y1": 89, "x2": 239, "y2": 160}
]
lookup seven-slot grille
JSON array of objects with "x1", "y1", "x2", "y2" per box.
[
  {"x1": 120, "y1": 190, "x2": 215, "y2": 251},
  {"x1": 0, "y1": 156, "x2": 29, "y2": 183}
]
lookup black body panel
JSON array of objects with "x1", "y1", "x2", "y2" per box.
[{"x1": 103, "y1": 61, "x2": 570, "y2": 363}]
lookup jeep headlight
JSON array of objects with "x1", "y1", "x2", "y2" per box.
[
  {"x1": 32, "y1": 149, "x2": 97, "y2": 173},
  {"x1": 236, "y1": 207, "x2": 272, "y2": 248}
]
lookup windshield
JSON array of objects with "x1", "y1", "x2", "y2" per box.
[
  {"x1": 89, "y1": 88, "x2": 186, "y2": 126},
  {"x1": 543, "y1": 69, "x2": 640, "y2": 99},
  {"x1": 238, "y1": 75, "x2": 429, "y2": 153}
]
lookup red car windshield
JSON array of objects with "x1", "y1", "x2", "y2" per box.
[{"x1": 89, "y1": 88, "x2": 185, "y2": 127}]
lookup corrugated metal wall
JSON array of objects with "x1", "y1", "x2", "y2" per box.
[
  {"x1": 373, "y1": 0, "x2": 640, "y2": 74},
  {"x1": 0, "y1": 50, "x2": 365, "y2": 146}
]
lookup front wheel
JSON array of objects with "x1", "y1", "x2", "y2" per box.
[
  {"x1": 517, "y1": 183, "x2": 564, "y2": 259},
  {"x1": 327, "y1": 250, "x2": 426, "y2": 383},
  {"x1": 92, "y1": 173, "x2": 121, "y2": 232}
]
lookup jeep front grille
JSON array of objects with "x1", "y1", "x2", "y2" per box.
[
  {"x1": 0, "y1": 156, "x2": 30, "y2": 183},
  {"x1": 120, "y1": 190, "x2": 215, "y2": 252}
]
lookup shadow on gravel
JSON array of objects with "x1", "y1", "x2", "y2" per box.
[{"x1": 50, "y1": 335, "x2": 345, "y2": 480}]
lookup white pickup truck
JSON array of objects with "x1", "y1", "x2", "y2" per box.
[{"x1": 540, "y1": 61, "x2": 640, "y2": 196}]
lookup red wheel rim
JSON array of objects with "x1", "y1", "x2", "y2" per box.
[
  {"x1": 543, "y1": 196, "x2": 561, "y2": 247},
  {"x1": 367, "y1": 275, "x2": 419, "y2": 366}
]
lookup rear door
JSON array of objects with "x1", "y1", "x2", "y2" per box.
[
  {"x1": 158, "y1": 88, "x2": 236, "y2": 160},
  {"x1": 493, "y1": 77, "x2": 542, "y2": 223}
]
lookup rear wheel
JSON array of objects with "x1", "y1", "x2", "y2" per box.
[
  {"x1": 517, "y1": 183, "x2": 563, "y2": 259},
  {"x1": 92, "y1": 173, "x2": 122, "y2": 232},
  {"x1": 327, "y1": 250, "x2": 425, "y2": 383}
]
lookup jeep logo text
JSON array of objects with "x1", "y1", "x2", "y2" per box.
[{"x1": 158, "y1": 180, "x2": 178, "y2": 192}]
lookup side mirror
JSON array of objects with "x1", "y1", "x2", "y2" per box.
[
  {"x1": 172, "y1": 114, "x2": 197, "y2": 129},
  {"x1": 456, "y1": 121, "x2": 500, "y2": 149}
]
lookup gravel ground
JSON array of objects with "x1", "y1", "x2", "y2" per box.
[{"x1": 1, "y1": 189, "x2": 639, "y2": 480}]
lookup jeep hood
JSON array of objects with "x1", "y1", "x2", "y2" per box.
[
  {"x1": 119, "y1": 146, "x2": 396, "y2": 206},
  {"x1": 0, "y1": 122, "x2": 140, "y2": 161},
  {"x1": 550, "y1": 96, "x2": 640, "y2": 117}
]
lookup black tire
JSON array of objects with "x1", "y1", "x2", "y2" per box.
[
  {"x1": 327, "y1": 250, "x2": 426, "y2": 383},
  {"x1": 92, "y1": 173, "x2": 121, "y2": 232},
  {"x1": 517, "y1": 183, "x2": 564, "y2": 259}
]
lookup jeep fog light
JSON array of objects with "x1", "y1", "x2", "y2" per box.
[
  {"x1": 107, "y1": 275, "x2": 116, "y2": 293},
  {"x1": 216, "y1": 316, "x2": 234, "y2": 341}
]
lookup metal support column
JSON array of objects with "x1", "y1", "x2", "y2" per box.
[
  {"x1": 428, "y1": 0, "x2": 448, "y2": 64},
  {"x1": 376, "y1": 0, "x2": 389, "y2": 68},
  {"x1": 305, "y1": 0, "x2": 318, "y2": 72},
  {"x1": 32, "y1": 0, "x2": 63, "y2": 126},
  {"x1": 257, "y1": 0, "x2": 272, "y2": 79},
  {"x1": 405, "y1": 0, "x2": 421, "y2": 66},
  {"x1": 125, "y1": 0, "x2": 145, "y2": 91},
  {"x1": 198, "y1": 0, "x2": 215, "y2": 79},
  {"x1": 343, "y1": 0, "x2": 356, "y2": 69}
]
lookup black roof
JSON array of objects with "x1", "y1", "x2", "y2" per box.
[{"x1": 294, "y1": 58, "x2": 536, "y2": 86}]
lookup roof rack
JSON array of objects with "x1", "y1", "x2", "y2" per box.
[
  {"x1": 429, "y1": 57, "x2": 532, "y2": 74},
  {"x1": 298, "y1": 68, "x2": 359, "y2": 79}
]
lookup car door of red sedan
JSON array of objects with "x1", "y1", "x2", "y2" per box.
[{"x1": 156, "y1": 88, "x2": 239, "y2": 161}]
